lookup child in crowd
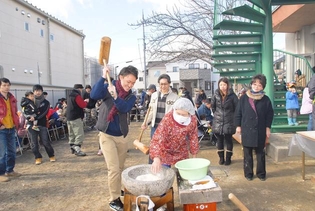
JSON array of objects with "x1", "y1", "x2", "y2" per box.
[
  {"x1": 20, "y1": 91, "x2": 40, "y2": 131},
  {"x1": 286, "y1": 83, "x2": 300, "y2": 126},
  {"x1": 150, "y1": 97, "x2": 199, "y2": 174},
  {"x1": 235, "y1": 74, "x2": 274, "y2": 181}
]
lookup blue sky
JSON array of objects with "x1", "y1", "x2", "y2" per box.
[
  {"x1": 26, "y1": 0, "x2": 284, "y2": 71},
  {"x1": 26, "y1": 0, "x2": 177, "y2": 70}
]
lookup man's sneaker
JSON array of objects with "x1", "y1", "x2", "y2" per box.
[
  {"x1": 0, "y1": 175, "x2": 10, "y2": 182},
  {"x1": 49, "y1": 156, "x2": 56, "y2": 162},
  {"x1": 5, "y1": 171, "x2": 21, "y2": 177},
  {"x1": 35, "y1": 158, "x2": 42, "y2": 165},
  {"x1": 72, "y1": 146, "x2": 86, "y2": 156},
  {"x1": 109, "y1": 197, "x2": 123, "y2": 211}
]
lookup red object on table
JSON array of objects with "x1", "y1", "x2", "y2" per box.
[{"x1": 183, "y1": 202, "x2": 216, "y2": 211}]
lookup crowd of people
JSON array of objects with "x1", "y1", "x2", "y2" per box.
[
  {"x1": 3, "y1": 65, "x2": 315, "y2": 211},
  {"x1": 0, "y1": 76, "x2": 101, "y2": 183}
]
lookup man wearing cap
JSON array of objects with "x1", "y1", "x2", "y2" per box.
[
  {"x1": 143, "y1": 84, "x2": 156, "y2": 109},
  {"x1": 66, "y1": 84, "x2": 88, "y2": 156},
  {"x1": 28, "y1": 84, "x2": 55, "y2": 165}
]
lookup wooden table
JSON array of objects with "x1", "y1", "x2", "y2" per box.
[{"x1": 296, "y1": 131, "x2": 315, "y2": 180}]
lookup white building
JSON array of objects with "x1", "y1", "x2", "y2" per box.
[
  {"x1": 0, "y1": 0, "x2": 85, "y2": 105},
  {"x1": 146, "y1": 59, "x2": 219, "y2": 98}
]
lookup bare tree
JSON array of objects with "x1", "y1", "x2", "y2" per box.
[{"x1": 130, "y1": 0, "x2": 247, "y2": 64}]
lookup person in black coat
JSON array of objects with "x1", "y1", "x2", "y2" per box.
[
  {"x1": 211, "y1": 78, "x2": 238, "y2": 165},
  {"x1": 235, "y1": 74, "x2": 274, "y2": 181}
]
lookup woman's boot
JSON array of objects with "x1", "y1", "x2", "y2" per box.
[
  {"x1": 225, "y1": 151, "x2": 233, "y2": 165},
  {"x1": 218, "y1": 151, "x2": 225, "y2": 165}
]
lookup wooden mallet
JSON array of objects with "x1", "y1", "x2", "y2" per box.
[
  {"x1": 98, "y1": 36, "x2": 112, "y2": 85},
  {"x1": 228, "y1": 193, "x2": 249, "y2": 211},
  {"x1": 133, "y1": 107, "x2": 151, "y2": 155}
]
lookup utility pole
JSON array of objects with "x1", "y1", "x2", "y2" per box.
[
  {"x1": 142, "y1": 10, "x2": 147, "y2": 89},
  {"x1": 37, "y1": 62, "x2": 41, "y2": 84}
]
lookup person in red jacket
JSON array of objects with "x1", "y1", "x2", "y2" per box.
[
  {"x1": 150, "y1": 97, "x2": 199, "y2": 174},
  {"x1": 66, "y1": 84, "x2": 88, "y2": 156},
  {"x1": 0, "y1": 78, "x2": 21, "y2": 182}
]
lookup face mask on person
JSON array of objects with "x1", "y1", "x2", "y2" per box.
[{"x1": 173, "y1": 111, "x2": 191, "y2": 125}]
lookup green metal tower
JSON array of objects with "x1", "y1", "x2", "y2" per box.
[{"x1": 212, "y1": 0, "x2": 314, "y2": 133}]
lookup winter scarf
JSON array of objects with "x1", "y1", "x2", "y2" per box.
[
  {"x1": 246, "y1": 89, "x2": 265, "y2": 100},
  {"x1": 107, "y1": 80, "x2": 129, "y2": 122},
  {"x1": 35, "y1": 94, "x2": 45, "y2": 107}
]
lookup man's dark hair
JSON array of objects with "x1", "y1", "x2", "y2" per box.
[
  {"x1": 0, "y1": 78, "x2": 11, "y2": 86},
  {"x1": 204, "y1": 99, "x2": 211, "y2": 104},
  {"x1": 33, "y1": 84, "x2": 43, "y2": 92},
  {"x1": 119, "y1": 65, "x2": 138, "y2": 79},
  {"x1": 158, "y1": 74, "x2": 171, "y2": 84},
  {"x1": 25, "y1": 91, "x2": 34, "y2": 97},
  {"x1": 43, "y1": 92, "x2": 48, "y2": 95}
]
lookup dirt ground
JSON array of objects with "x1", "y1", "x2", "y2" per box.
[{"x1": 1, "y1": 121, "x2": 315, "y2": 211}]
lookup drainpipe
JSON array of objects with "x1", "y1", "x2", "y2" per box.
[
  {"x1": 47, "y1": 17, "x2": 52, "y2": 85},
  {"x1": 81, "y1": 35, "x2": 85, "y2": 85}
]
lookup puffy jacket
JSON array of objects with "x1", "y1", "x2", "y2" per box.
[
  {"x1": 0, "y1": 92, "x2": 19, "y2": 129},
  {"x1": 66, "y1": 89, "x2": 85, "y2": 121},
  {"x1": 285, "y1": 91, "x2": 299, "y2": 110},
  {"x1": 300, "y1": 87, "x2": 313, "y2": 114},
  {"x1": 211, "y1": 88, "x2": 238, "y2": 135}
]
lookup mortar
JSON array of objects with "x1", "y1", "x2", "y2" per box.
[{"x1": 122, "y1": 164, "x2": 175, "y2": 197}]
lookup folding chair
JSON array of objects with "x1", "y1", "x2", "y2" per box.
[
  {"x1": 15, "y1": 132, "x2": 23, "y2": 156},
  {"x1": 47, "y1": 119, "x2": 58, "y2": 142},
  {"x1": 55, "y1": 122, "x2": 67, "y2": 139}
]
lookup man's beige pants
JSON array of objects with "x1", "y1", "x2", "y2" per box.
[{"x1": 99, "y1": 132, "x2": 128, "y2": 202}]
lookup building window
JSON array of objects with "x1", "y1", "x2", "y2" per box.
[
  {"x1": 40, "y1": 29, "x2": 44, "y2": 37},
  {"x1": 50, "y1": 34, "x2": 54, "y2": 41},
  {"x1": 205, "y1": 81, "x2": 211, "y2": 90},
  {"x1": 139, "y1": 77, "x2": 143, "y2": 82},
  {"x1": 24, "y1": 22, "x2": 30, "y2": 31},
  {"x1": 173, "y1": 66, "x2": 179, "y2": 72},
  {"x1": 189, "y1": 63, "x2": 200, "y2": 69},
  {"x1": 154, "y1": 70, "x2": 160, "y2": 77},
  {"x1": 204, "y1": 64, "x2": 207, "y2": 69}
]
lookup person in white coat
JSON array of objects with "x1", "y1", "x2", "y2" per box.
[{"x1": 300, "y1": 85, "x2": 313, "y2": 131}]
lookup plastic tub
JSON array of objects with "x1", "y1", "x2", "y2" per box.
[{"x1": 175, "y1": 158, "x2": 210, "y2": 180}]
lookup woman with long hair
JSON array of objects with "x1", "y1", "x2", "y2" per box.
[{"x1": 211, "y1": 77, "x2": 238, "y2": 165}]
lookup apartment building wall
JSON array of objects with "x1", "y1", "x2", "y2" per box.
[{"x1": 0, "y1": 0, "x2": 85, "y2": 90}]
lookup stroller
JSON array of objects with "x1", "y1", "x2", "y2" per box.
[{"x1": 197, "y1": 113, "x2": 217, "y2": 146}]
